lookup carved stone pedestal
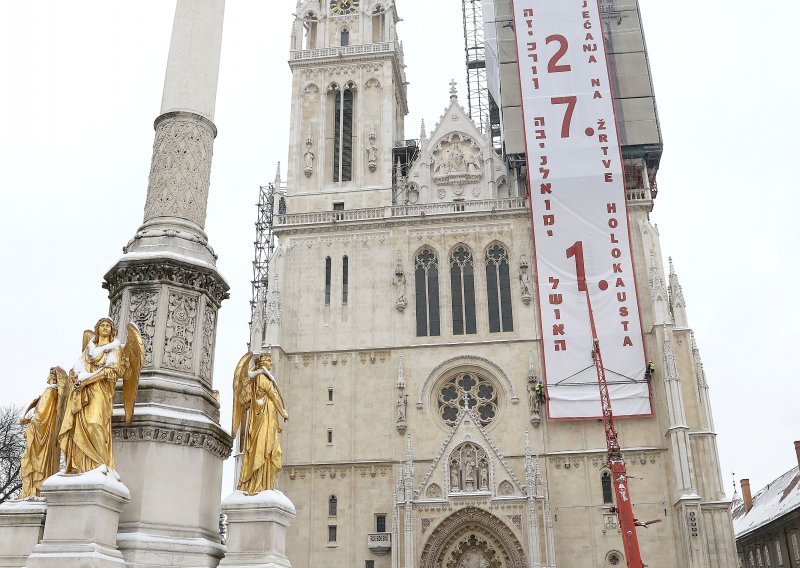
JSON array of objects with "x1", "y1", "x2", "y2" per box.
[
  {"x1": 219, "y1": 490, "x2": 296, "y2": 568},
  {"x1": 26, "y1": 466, "x2": 129, "y2": 568},
  {"x1": 0, "y1": 499, "x2": 46, "y2": 567}
]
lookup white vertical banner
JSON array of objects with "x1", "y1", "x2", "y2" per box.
[{"x1": 512, "y1": 0, "x2": 651, "y2": 418}]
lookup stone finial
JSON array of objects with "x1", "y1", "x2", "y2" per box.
[
  {"x1": 449, "y1": 79, "x2": 458, "y2": 99},
  {"x1": 274, "y1": 162, "x2": 282, "y2": 186},
  {"x1": 668, "y1": 257, "x2": 688, "y2": 328},
  {"x1": 420, "y1": 118, "x2": 427, "y2": 141}
]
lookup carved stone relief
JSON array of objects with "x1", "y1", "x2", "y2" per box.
[
  {"x1": 518, "y1": 254, "x2": 532, "y2": 305},
  {"x1": 163, "y1": 292, "x2": 197, "y2": 372},
  {"x1": 431, "y1": 133, "x2": 483, "y2": 188},
  {"x1": 449, "y1": 442, "x2": 490, "y2": 493},
  {"x1": 113, "y1": 424, "x2": 231, "y2": 460},
  {"x1": 498, "y1": 480, "x2": 514, "y2": 496},
  {"x1": 109, "y1": 298, "x2": 122, "y2": 330},
  {"x1": 426, "y1": 483, "x2": 443, "y2": 499},
  {"x1": 104, "y1": 261, "x2": 229, "y2": 306},
  {"x1": 129, "y1": 290, "x2": 159, "y2": 367},
  {"x1": 143, "y1": 112, "x2": 216, "y2": 228},
  {"x1": 199, "y1": 306, "x2": 216, "y2": 384}
]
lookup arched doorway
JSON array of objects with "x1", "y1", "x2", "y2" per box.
[{"x1": 419, "y1": 507, "x2": 526, "y2": 568}]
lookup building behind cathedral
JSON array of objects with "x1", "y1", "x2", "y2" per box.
[{"x1": 248, "y1": 0, "x2": 738, "y2": 566}]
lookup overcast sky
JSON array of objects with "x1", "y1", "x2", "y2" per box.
[{"x1": 0, "y1": 1, "x2": 797, "y2": 500}]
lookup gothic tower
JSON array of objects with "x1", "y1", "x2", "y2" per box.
[{"x1": 256, "y1": 0, "x2": 738, "y2": 567}]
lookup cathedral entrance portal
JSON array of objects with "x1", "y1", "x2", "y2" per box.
[{"x1": 419, "y1": 507, "x2": 526, "y2": 568}]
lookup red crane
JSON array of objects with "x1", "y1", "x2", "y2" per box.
[{"x1": 567, "y1": 241, "x2": 646, "y2": 568}]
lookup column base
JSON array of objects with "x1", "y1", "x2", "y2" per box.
[
  {"x1": 219, "y1": 490, "x2": 296, "y2": 568},
  {"x1": 26, "y1": 466, "x2": 129, "y2": 568},
  {"x1": 0, "y1": 499, "x2": 46, "y2": 567}
]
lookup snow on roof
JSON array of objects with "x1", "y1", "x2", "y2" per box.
[{"x1": 732, "y1": 465, "x2": 800, "y2": 538}]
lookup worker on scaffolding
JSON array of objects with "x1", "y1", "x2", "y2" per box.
[{"x1": 644, "y1": 361, "x2": 655, "y2": 381}]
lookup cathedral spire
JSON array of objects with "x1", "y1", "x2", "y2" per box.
[{"x1": 668, "y1": 257, "x2": 688, "y2": 328}]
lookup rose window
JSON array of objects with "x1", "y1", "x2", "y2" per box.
[{"x1": 438, "y1": 373, "x2": 498, "y2": 427}]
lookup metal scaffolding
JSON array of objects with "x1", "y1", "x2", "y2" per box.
[
  {"x1": 462, "y1": 0, "x2": 501, "y2": 150},
  {"x1": 249, "y1": 165, "x2": 283, "y2": 336},
  {"x1": 462, "y1": 0, "x2": 489, "y2": 135}
]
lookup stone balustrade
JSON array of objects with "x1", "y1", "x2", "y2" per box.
[
  {"x1": 275, "y1": 198, "x2": 528, "y2": 227},
  {"x1": 290, "y1": 42, "x2": 393, "y2": 61}
]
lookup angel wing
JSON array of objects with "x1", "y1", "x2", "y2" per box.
[
  {"x1": 82, "y1": 329, "x2": 93, "y2": 352},
  {"x1": 232, "y1": 352, "x2": 254, "y2": 437},
  {"x1": 52, "y1": 366, "x2": 71, "y2": 473},
  {"x1": 121, "y1": 323, "x2": 144, "y2": 423}
]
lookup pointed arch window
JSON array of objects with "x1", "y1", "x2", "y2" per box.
[
  {"x1": 486, "y1": 243, "x2": 513, "y2": 332},
  {"x1": 342, "y1": 255, "x2": 349, "y2": 304},
  {"x1": 450, "y1": 244, "x2": 476, "y2": 335},
  {"x1": 601, "y1": 471, "x2": 613, "y2": 504},
  {"x1": 333, "y1": 84, "x2": 354, "y2": 183},
  {"x1": 415, "y1": 248, "x2": 440, "y2": 337},
  {"x1": 324, "y1": 256, "x2": 332, "y2": 305},
  {"x1": 340, "y1": 28, "x2": 350, "y2": 46},
  {"x1": 328, "y1": 495, "x2": 337, "y2": 517}
]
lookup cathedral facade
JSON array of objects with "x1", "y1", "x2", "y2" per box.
[{"x1": 249, "y1": 1, "x2": 738, "y2": 566}]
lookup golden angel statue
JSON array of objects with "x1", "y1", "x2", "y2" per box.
[
  {"x1": 232, "y1": 352, "x2": 289, "y2": 494},
  {"x1": 19, "y1": 367, "x2": 71, "y2": 498},
  {"x1": 58, "y1": 318, "x2": 143, "y2": 474}
]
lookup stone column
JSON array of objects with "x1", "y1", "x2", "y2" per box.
[{"x1": 102, "y1": 1, "x2": 233, "y2": 566}]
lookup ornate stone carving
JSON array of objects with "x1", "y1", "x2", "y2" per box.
[
  {"x1": 109, "y1": 297, "x2": 122, "y2": 330},
  {"x1": 143, "y1": 112, "x2": 216, "y2": 228},
  {"x1": 393, "y1": 253, "x2": 407, "y2": 311},
  {"x1": 129, "y1": 290, "x2": 159, "y2": 367},
  {"x1": 448, "y1": 442, "x2": 490, "y2": 493},
  {"x1": 498, "y1": 480, "x2": 514, "y2": 496},
  {"x1": 518, "y1": 254, "x2": 532, "y2": 305},
  {"x1": 366, "y1": 123, "x2": 378, "y2": 172},
  {"x1": 396, "y1": 393, "x2": 408, "y2": 434},
  {"x1": 163, "y1": 292, "x2": 198, "y2": 372},
  {"x1": 431, "y1": 133, "x2": 483, "y2": 187},
  {"x1": 199, "y1": 306, "x2": 216, "y2": 384},
  {"x1": 426, "y1": 484, "x2": 442, "y2": 499},
  {"x1": 419, "y1": 507, "x2": 526, "y2": 568},
  {"x1": 113, "y1": 424, "x2": 231, "y2": 460},
  {"x1": 303, "y1": 131, "x2": 315, "y2": 177},
  {"x1": 104, "y1": 260, "x2": 229, "y2": 306}
]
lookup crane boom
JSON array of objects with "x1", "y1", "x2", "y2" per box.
[{"x1": 569, "y1": 240, "x2": 645, "y2": 568}]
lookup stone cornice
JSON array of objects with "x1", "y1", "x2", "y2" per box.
[
  {"x1": 112, "y1": 419, "x2": 232, "y2": 461},
  {"x1": 104, "y1": 257, "x2": 230, "y2": 307}
]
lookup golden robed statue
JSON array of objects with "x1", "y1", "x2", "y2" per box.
[
  {"x1": 58, "y1": 318, "x2": 143, "y2": 473},
  {"x1": 232, "y1": 352, "x2": 289, "y2": 494},
  {"x1": 19, "y1": 367, "x2": 71, "y2": 498}
]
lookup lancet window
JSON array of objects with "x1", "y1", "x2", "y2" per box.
[
  {"x1": 601, "y1": 471, "x2": 613, "y2": 504},
  {"x1": 324, "y1": 256, "x2": 332, "y2": 305},
  {"x1": 332, "y1": 83, "x2": 355, "y2": 182},
  {"x1": 342, "y1": 255, "x2": 349, "y2": 304},
  {"x1": 450, "y1": 244, "x2": 476, "y2": 335},
  {"x1": 437, "y1": 372, "x2": 497, "y2": 427},
  {"x1": 415, "y1": 248, "x2": 440, "y2": 337},
  {"x1": 486, "y1": 243, "x2": 513, "y2": 332},
  {"x1": 340, "y1": 28, "x2": 350, "y2": 47},
  {"x1": 328, "y1": 495, "x2": 337, "y2": 517}
]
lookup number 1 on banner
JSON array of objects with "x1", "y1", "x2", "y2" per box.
[
  {"x1": 566, "y1": 241, "x2": 587, "y2": 292},
  {"x1": 551, "y1": 96, "x2": 577, "y2": 138}
]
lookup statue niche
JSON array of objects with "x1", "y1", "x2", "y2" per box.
[
  {"x1": 448, "y1": 442, "x2": 489, "y2": 493},
  {"x1": 431, "y1": 133, "x2": 483, "y2": 188}
]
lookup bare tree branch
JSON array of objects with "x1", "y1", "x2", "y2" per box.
[{"x1": 0, "y1": 405, "x2": 25, "y2": 504}]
